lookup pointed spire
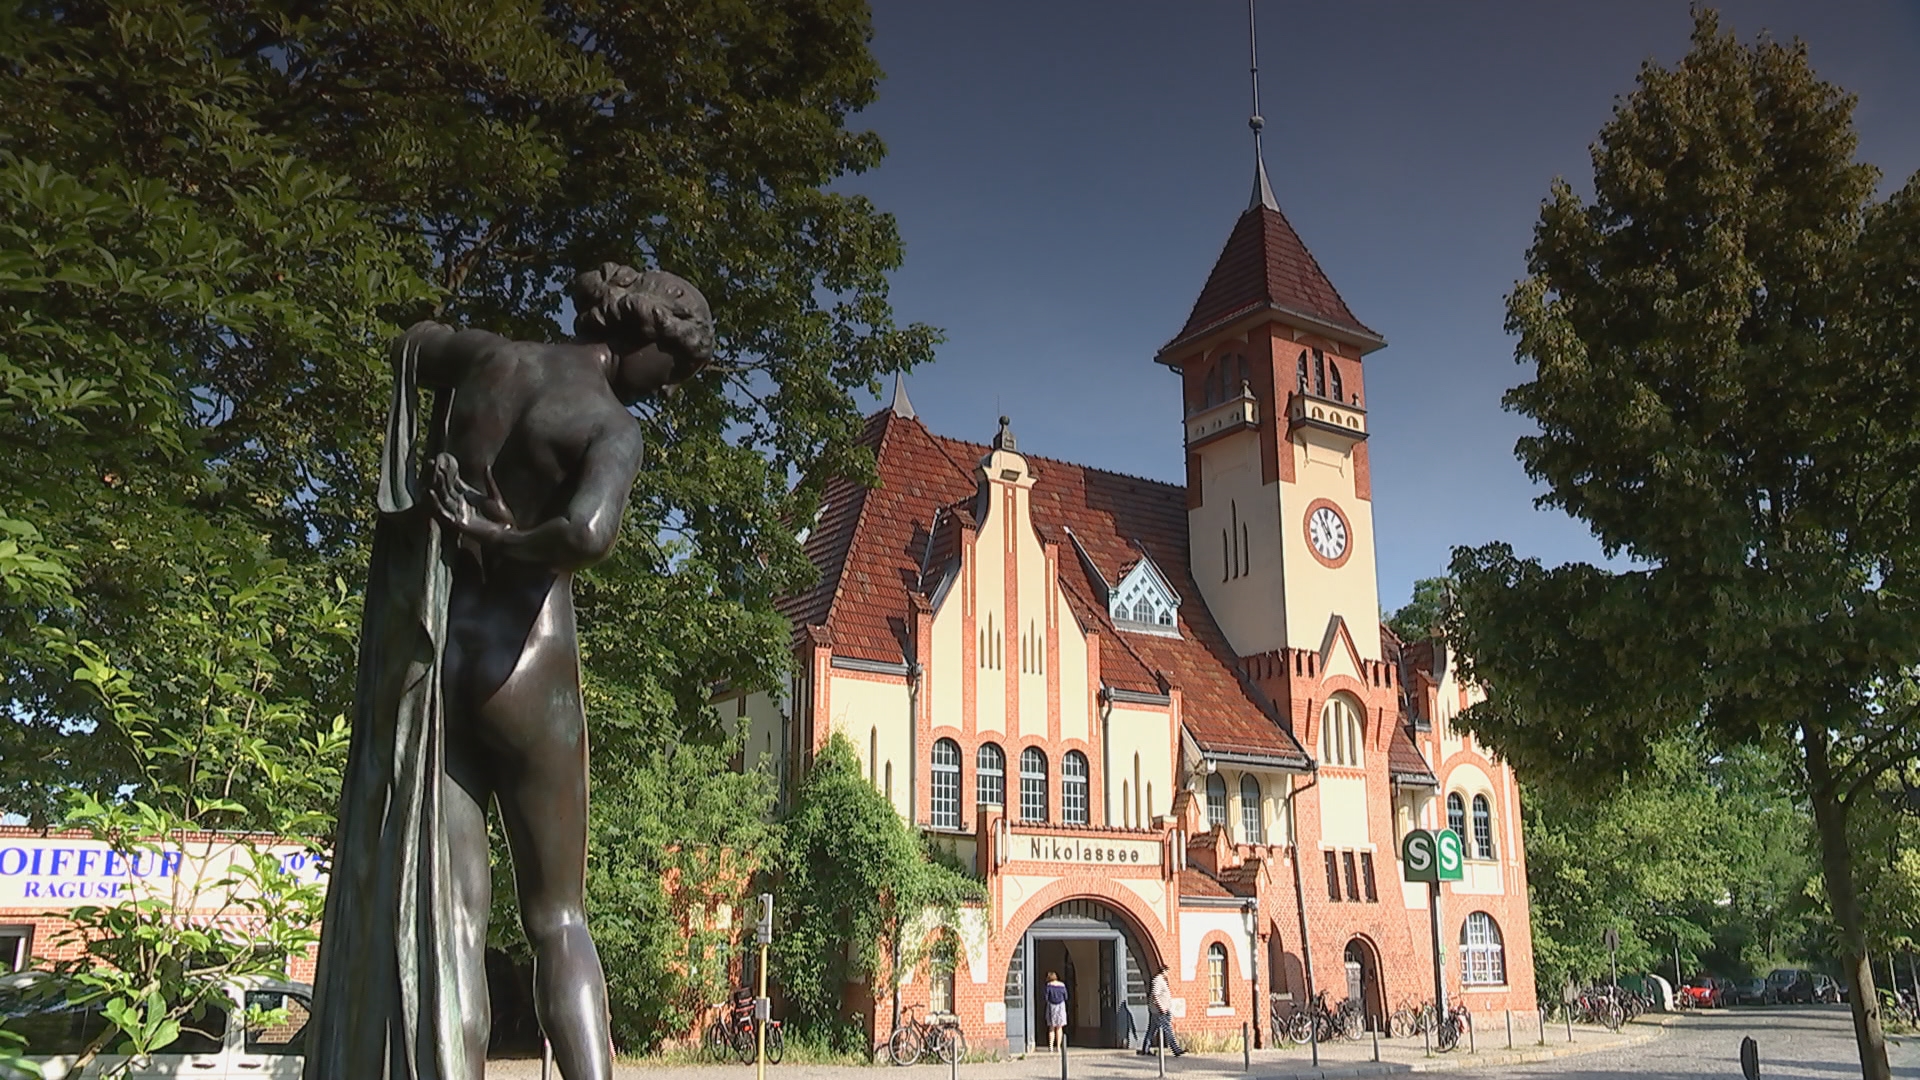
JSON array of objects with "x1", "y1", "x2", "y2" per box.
[
  {"x1": 1246, "y1": 0, "x2": 1278, "y2": 212},
  {"x1": 889, "y1": 372, "x2": 916, "y2": 419}
]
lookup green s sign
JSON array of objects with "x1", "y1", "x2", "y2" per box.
[{"x1": 1400, "y1": 828, "x2": 1465, "y2": 883}]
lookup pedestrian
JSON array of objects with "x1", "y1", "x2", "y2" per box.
[
  {"x1": 1045, "y1": 971, "x2": 1069, "y2": 1048},
  {"x1": 1138, "y1": 962, "x2": 1185, "y2": 1056}
]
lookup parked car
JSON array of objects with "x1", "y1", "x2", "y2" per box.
[
  {"x1": 1766, "y1": 968, "x2": 1817, "y2": 1005},
  {"x1": 1731, "y1": 978, "x2": 1769, "y2": 1006},
  {"x1": 0, "y1": 971, "x2": 309, "y2": 1079},
  {"x1": 1680, "y1": 976, "x2": 1726, "y2": 1009}
]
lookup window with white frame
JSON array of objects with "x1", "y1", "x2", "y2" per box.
[
  {"x1": 1239, "y1": 774, "x2": 1264, "y2": 843},
  {"x1": 1447, "y1": 792, "x2": 1467, "y2": 838},
  {"x1": 1471, "y1": 794, "x2": 1496, "y2": 860},
  {"x1": 977, "y1": 743, "x2": 1005, "y2": 810},
  {"x1": 931, "y1": 739, "x2": 961, "y2": 829},
  {"x1": 1109, "y1": 558, "x2": 1179, "y2": 629},
  {"x1": 1461, "y1": 912, "x2": 1506, "y2": 985},
  {"x1": 1205, "y1": 773, "x2": 1228, "y2": 829},
  {"x1": 1062, "y1": 751, "x2": 1089, "y2": 825},
  {"x1": 1207, "y1": 943, "x2": 1230, "y2": 1005},
  {"x1": 1320, "y1": 696, "x2": 1363, "y2": 767},
  {"x1": 1020, "y1": 748, "x2": 1049, "y2": 822}
]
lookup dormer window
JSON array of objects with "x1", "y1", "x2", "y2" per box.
[{"x1": 1109, "y1": 554, "x2": 1180, "y2": 634}]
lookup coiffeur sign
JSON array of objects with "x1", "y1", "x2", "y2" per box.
[{"x1": 0, "y1": 837, "x2": 327, "y2": 909}]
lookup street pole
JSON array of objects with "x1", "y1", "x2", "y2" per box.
[
  {"x1": 756, "y1": 893, "x2": 773, "y2": 1080},
  {"x1": 1427, "y1": 880, "x2": 1447, "y2": 1023},
  {"x1": 1288, "y1": 773, "x2": 1321, "y2": 1069}
]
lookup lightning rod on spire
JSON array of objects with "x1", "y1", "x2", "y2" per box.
[{"x1": 1247, "y1": 0, "x2": 1279, "y2": 211}]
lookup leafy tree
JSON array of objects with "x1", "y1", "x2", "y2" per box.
[
  {"x1": 773, "y1": 735, "x2": 983, "y2": 1049},
  {"x1": 1386, "y1": 576, "x2": 1453, "y2": 642},
  {"x1": 1, "y1": 0, "x2": 935, "y2": 1046},
  {"x1": 1446, "y1": 12, "x2": 1920, "y2": 1077}
]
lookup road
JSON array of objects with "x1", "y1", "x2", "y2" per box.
[{"x1": 486, "y1": 1007, "x2": 1918, "y2": 1080}]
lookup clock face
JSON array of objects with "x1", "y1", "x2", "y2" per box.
[{"x1": 1308, "y1": 505, "x2": 1349, "y2": 562}]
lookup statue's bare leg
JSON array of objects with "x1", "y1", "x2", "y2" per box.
[
  {"x1": 478, "y1": 597, "x2": 611, "y2": 1080},
  {"x1": 442, "y1": 738, "x2": 496, "y2": 1078}
]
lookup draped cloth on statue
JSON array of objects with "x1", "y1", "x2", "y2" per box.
[{"x1": 303, "y1": 333, "x2": 477, "y2": 1080}]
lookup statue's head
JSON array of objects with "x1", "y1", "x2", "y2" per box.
[{"x1": 571, "y1": 263, "x2": 715, "y2": 388}]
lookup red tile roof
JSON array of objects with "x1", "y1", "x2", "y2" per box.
[
  {"x1": 787, "y1": 408, "x2": 1306, "y2": 765},
  {"x1": 1388, "y1": 725, "x2": 1438, "y2": 787},
  {"x1": 1177, "y1": 867, "x2": 1246, "y2": 899},
  {"x1": 1165, "y1": 205, "x2": 1382, "y2": 354}
]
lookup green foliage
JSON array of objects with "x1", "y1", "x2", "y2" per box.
[
  {"x1": 1386, "y1": 576, "x2": 1453, "y2": 642},
  {"x1": 1523, "y1": 737, "x2": 1818, "y2": 984},
  {"x1": 1447, "y1": 11, "x2": 1920, "y2": 1074},
  {"x1": 0, "y1": 0, "x2": 934, "y2": 1045},
  {"x1": 773, "y1": 735, "x2": 983, "y2": 1045}
]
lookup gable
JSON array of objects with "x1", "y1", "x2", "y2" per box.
[{"x1": 1110, "y1": 556, "x2": 1180, "y2": 632}]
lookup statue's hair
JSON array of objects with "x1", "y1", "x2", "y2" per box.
[{"x1": 571, "y1": 262, "x2": 715, "y2": 373}]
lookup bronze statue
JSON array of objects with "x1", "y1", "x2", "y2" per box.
[{"x1": 305, "y1": 264, "x2": 714, "y2": 1080}]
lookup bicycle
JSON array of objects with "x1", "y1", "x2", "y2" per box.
[
  {"x1": 1433, "y1": 1002, "x2": 1470, "y2": 1053},
  {"x1": 1388, "y1": 999, "x2": 1432, "y2": 1040},
  {"x1": 886, "y1": 1004, "x2": 966, "y2": 1066},
  {"x1": 732, "y1": 1015, "x2": 786, "y2": 1064},
  {"x1": 1271, "y1": 998, "x2": 1313, "y2": 1044}
]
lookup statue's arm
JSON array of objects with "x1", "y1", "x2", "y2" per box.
[
  {"x1": 429, "y1": 424, "x2": 644, "y2": 571},
  {"x1": 402, "y1": 320, "x2": 508, "y2": 388}
]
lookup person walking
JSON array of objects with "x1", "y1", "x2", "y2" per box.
[
  {"x1": 1138, "y1": 962, "x2": 1185, "y2": 1056},
  {"x1": 1045, "y1": 971, "x2": 1069, "y2": 1049}
]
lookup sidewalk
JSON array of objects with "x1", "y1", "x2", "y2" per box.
[{"x1": 486, "y1": 1016, "x2": 1669, "y2": 1080}]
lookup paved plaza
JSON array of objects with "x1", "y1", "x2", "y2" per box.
[{"x1": 487, "y1": 1006, "x2": 1920, "y2": 1079}]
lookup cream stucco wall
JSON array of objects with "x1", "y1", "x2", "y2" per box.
[
  {"x1": 1319, "y1": 774, "x2": 1370, "y2": 848},
  {"x1": 1178, "y1": 909, "x2": 1253, "y2": 984},
  {"x1": 1278, "y1": 430, "x2": 1382, "y2": 661},
  {"x1": 1058, "y1": 607, "x2": 1090, "y2": 745},
  {"x1": 830, "y1": 673, "x2": 913, "y2": 817},
  {"x1": 1105, "y1": 704, "x2": 1173, "y2": 827},
  {"x1": 1187, "y1": 424, "x2": 1287, "y2": 658},
  {"x1": 929, "y1": 573, "x2": 964, "y2": 734},
  {"x1": 1012, "y1": 487, "x2": 1050, "y2": 740}
]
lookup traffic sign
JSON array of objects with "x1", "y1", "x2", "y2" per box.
[{"x1": 1401, "y1": 829, "x2": 1464, "y2": 883}]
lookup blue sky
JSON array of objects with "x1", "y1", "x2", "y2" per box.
[{"x1": 840, "y1": 1, "x2": 1920, "y2": 613}]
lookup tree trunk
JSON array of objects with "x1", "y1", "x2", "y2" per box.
[{"x1": 1802, "y1": 721, "x2": 1890, "y2": 1080}]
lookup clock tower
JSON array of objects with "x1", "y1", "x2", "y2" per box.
[{"x1": 1158, "y1": 156, "x2": 1388, "y2": 664}]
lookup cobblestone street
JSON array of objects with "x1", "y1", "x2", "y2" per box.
[{"x1": 488, "y1": 1006, "x2": 1918, "y2": 1080}]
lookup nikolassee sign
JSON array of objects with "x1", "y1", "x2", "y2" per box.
[
  {"x1": 1008, "y1": 831, "x2": 1162, "y2": 867},
  {"x1": 1399, "y1": 828, "x2": 1463, "y2": 883}
]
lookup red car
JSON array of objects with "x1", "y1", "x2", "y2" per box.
[{"x1": 1681, "y1": 976, "x2": 1727, "y2": 1008}]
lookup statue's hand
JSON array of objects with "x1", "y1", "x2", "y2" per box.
[{"x1": 428, "y1": 453, "x2": 514, "y2": 544}]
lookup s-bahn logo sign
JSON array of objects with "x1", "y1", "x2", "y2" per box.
[
  {"x1": 1400, "y1": 828, "x2": 1463, "y2": 883},
  {"x1": 1010, "y1": 832, "x2": 1162, "y2": 867}
]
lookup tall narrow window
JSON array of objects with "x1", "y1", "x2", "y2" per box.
[
  {"x1": 1229, "y1": 501, "x2": 1240, "y2": 579},
  {"x1": 1062, "y1": 751, "x2": 1090, "y2": 825},
  {"x1": 1205, "y1": 773, "x2": 1229, "y2": 829},
  {"x1": 1324, "y1": 851, "x2": 1342, "y2": 901},
  {"x1": 1471, "y1": 795, "x2": 1496, "y2": 859},
  {"x1": 1297, "y1": 351, "x2": 1310, "y2": 394},
  {"x1": 1121, "y1": 781, "x2": 1131, "y2": 827},
  {"x1": 1020, "y1": 748, "x2": 1049, "y2": 822},
  {"x1": 1343, "y1": 851, "x2": 1360, "y2": 901},
  {"x1": 869, "y1": 727, "x2": 878, "y2": 785},
  {"x1": 1360, "y1": 852, "x2": 1379, "y2": 902},
  {"x1": 1314, "y1": 349, "x2": 1327, "y2": 396},
  {"x1": 977, "y1": 743, "x2": 1005, "y2": 809},
  {"x1": 884, "y1": 762, "x2": 893, "y2": 805},
  {"x1": 1320, "y1": 696, "x2": 1363, "y2": 768},
  {"x1": 930, "y1": 739, "x2": 961, "y2": 829},
  {"x1": 1239, "y1": 775, "x2": 1264, "y2": 844},
  {"x1": 1447, "y1": 793, "x2": 1467, "y2": 838},
  {"x1": 1461, "y1": 913, "x2": 1506, "y2": 985},
  {"x1": 1207, "y1": 943, "x2": 1229, "y2": 1006},
  {"x1": 1240, "y1": 522, "x2": 1250, "y2": 577},
  {"x1": 1329, "y1": 360, "x2": 1344, "y2": 403},
  {"x1": 1133, "y1": 754, "x2": 1142, "y2": 826},
  {"x1": 1222, "y1": 530, "x2": 1231, "y2": 582}
]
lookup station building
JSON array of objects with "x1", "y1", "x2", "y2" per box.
[{"x1": 724, "y1": 161, "x2": 1537, "y2": 1052}]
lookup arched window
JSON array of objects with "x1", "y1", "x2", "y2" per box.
[
  {"x1": 1207, "y1": 943, "x2": 1230, "y2": 1005},
  {"x1": 1239, "y1": 775, "x2": 1264, "y2": 844},
  {"x1": 976, "y1": 743, "x2": 1005, "y2": 810},
  {"x1": 1205, "y1": 773, "x2": 1229, "y2": 829},
  {"x1": 1460, "y1": 912, "x2": 1506, "y2": 985},
  {"x1": 1329, "y1": 360, "x2": 1344, "y2": 403},
  {"x1": 1297, "y1": 351, "x2": 1310, "y2": 394},
  {"x1": 1446, "y1": 792, "x2": 1466, "y2": 838},
  {"x1": 1320, "y1": 696, "x2": 1363, "y2": 768},
  {"x1": 930, "y1": 739, "x2": 961, "y2": 829},
  {"x1": 1020, "y1": 748, "x2": 1049, "y2": 822},
  {"x1": 1471, "y1": 794, "x2": 1495, "y2": 859},
  {"x1": 1062, "y1": 751, "x2": 1090, "y2": 825},
  {"x1": 1313, "y1": 349, "x2": 1327, "y2": 397}
]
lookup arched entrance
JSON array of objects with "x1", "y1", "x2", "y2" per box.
[
  {"x1": 1003, "y1": 899, "x2": 1155, "y2": 1052},
  {"x1": 1342, "y1": 938, "x2": 1386, "y2": 1032}
]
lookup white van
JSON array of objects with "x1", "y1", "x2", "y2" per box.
[{"x1": 1, "y1": 972, "x2": 309, "y2": 1079}]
